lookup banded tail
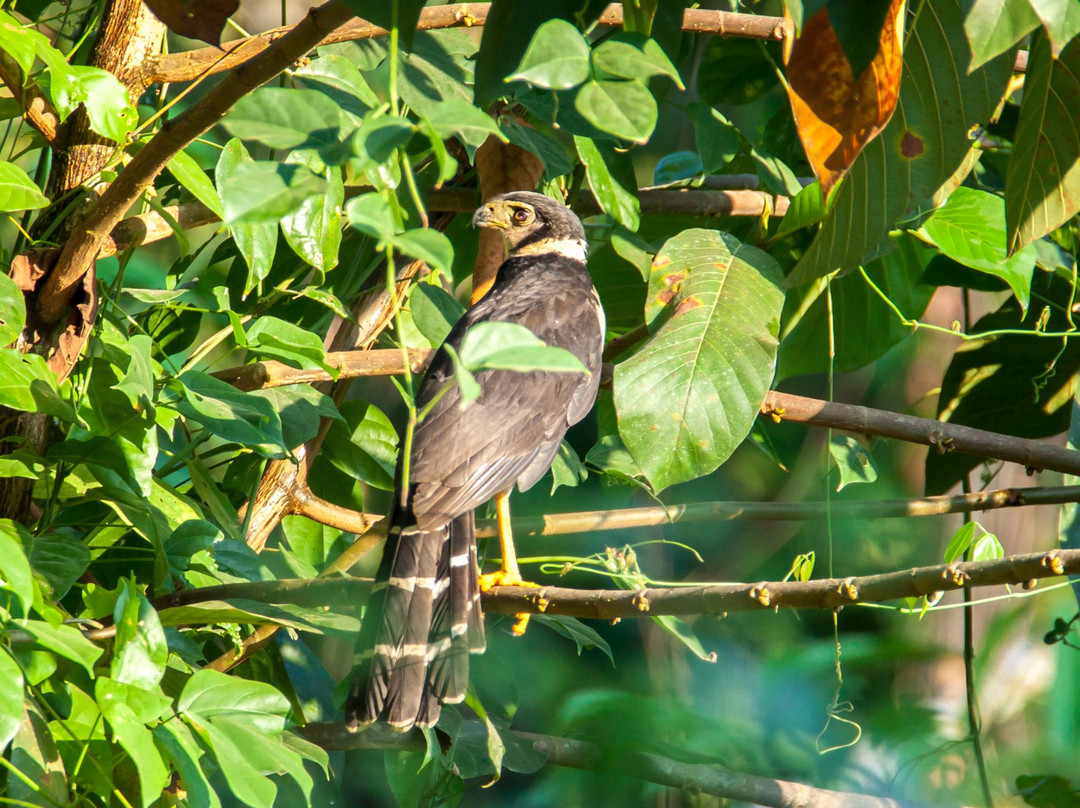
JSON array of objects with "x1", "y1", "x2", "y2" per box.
[{"x1": 345, "y1": 509, "x2": 486, "y2": 730}]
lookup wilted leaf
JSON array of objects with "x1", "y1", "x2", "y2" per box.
[
  {"x1": 614, "y1": 229, "x2": 784, "y2": 491},
  {"x1": 783, "y1": 0, "x2": 905, "y2": 197}
]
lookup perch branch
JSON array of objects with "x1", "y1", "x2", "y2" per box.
[
  {"x1": 484, "y1": 548, "x2": 1078, "y2": 618},
  {"x1": 212, "y1": 346, "x2": 1080, "y2": 479},
  {"x1": 110, "y1": 548, "x2": 1080, "y2": 621},
  {"x1": 144, "y1": 5, "x2": 788, "y2": 85},
  {"x1": 37, "y1": 0, "x2": 357, "y2": 326},
  {"x1": 298, "y1": 722, "x2": 931, "y2": 808}
]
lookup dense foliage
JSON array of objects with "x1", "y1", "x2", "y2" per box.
[{"x1": 1, "y1": 0, "x2": 1079, "y2": 806}]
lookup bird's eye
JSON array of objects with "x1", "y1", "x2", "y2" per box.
[{"x1": 512, "y1": 208, "x2": 532, "y2": 224}]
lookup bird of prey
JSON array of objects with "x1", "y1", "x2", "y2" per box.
[{"x1": 345, "y1": 191, "x2": 605, "y2": 732}]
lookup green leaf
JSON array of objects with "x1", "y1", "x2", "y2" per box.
[
  {"x1": 9, "y1": 699, "x2": 69, "y2": 806},
  {"x1": 614, "y1": 229, "x2": 784, "y2": 491},
  {"x1": 191, "y1": 717, "x2": 277, "y2": 808},
  {"x1": 345, "y1": 192, "x2": 400, "y2": 240},
  {"x1": 171, "y1": 371, "x2": 287, "y2": 455},
  {"x1": 533, "y1": 614, "x2": 613, "y2": 663},
  {"x1": 0, "y1": 350, "x2": 56, "y2": 411},
  {"x1": 178, "y1": 669, "x2": 290, "y2": 734},
  {"x1": 920, "y1": 187, "x2": 1036, "y2": 313},
  {"x1": 21, "y1": 620, "x2": 102, "y2": 675},
  {"x1": 458, "y1": 321, "x2": 589, "y2": 374},
  {"x1": 0, "y1": 12, "x2": 46, "y2": 76},
  {"x1": 410, "y1": 282, "x2": 465, "y2": 346},
  {"x1": 154, "y1": 721, "x2": 223, "y2": 808},
  {"x1": 217, "y1": 140, "x2": 277, "y2": 294},
  {"x1": 591, "y1": 35, "x2": 683, "y2": 88},
  {"x1": 250, "y1": 385, "x2": 341, "y2": 450},
  {"x1": 828, "y1": 435, "x2": 878, "y2": 491},
  {"x1": 219, "y1": 161, "x2": 327, "y2": 225},
  {"x1": 293, "y1": 53, "x2": 378, "y2": 116},
  {"x1": 337, "y1": 0, "x2": 427, "y2": 49},
  {"x1": 0, "y1": 272, "x2": 25, "y2": 345},
  {"x1": 0, "y1": 161, "x2": 48, "y2": 212},
  {"x1": 549, "y1": 440, "x2": 587, "y2": 494},
  {"x1": 944, "y1": 521, "x2": 977, "y2": 563},
  {"x1": 111, "y1": 579, "x2": 167, "y2": 689},
  {"x1": 323, "y1": 400, "x2": 400, "y2": 491},
  {"x1": 29, "y1": 532, "x2": 90, "y2": 599},
  {"x1": 245, "y1": 315, "x2": 331, "y2": 371},
  {"x1": 653, "y1": 615, "x2": 717, "y2": 662},
  {"x1": 0, "y1": 519, "x2": 34, "y2": 615},
  {"x1": 423, "y1": 99, "x2": 507, "y2": 151},
  {"x1": 388, "y1": 228, "x2": 454, "y2": 275},
  {"x1": 97, "y1": 690, "x2": 170, "y2": 808},
  {"x1": 352, "y1": 113, "x2": 415, "y2": 164},
  {"x1": 112, "y1": 333, "x2": 155, "y2": 410},
  {"x1": 686, "y1": 103, "x2": 740, "y2": 175},
  {"x1": 506, "y1": 18, "x2": 590, "y2": 89},
  {"x1": 652, "y1": 151, "x2": 703, "y2": 187},
  {"x1": 788, "y1": 0, "x2": 1014, "y2": 286},
  {"x1": 574, "y1": 79, "x2": 657, "y2": 144},
  {"x1": 1005, "y1": 31, "x2": 1080, "y2": 255},
  {"x1": 963, "y1": 0, "x2": 1040, "y2": 70},
  {"x1": 1028, "y1": 0, "x2": 1080, "y2": 53},
  {"x1": 222, "y1": 87, "x2": 346, "y2": 151},
  {"x1": 156, "y1": 600, "x2": 336, "y2": 633},
  {"x1": 0, "y1": 648, "x2": 24, "y2": 753},
  {"x1": 281, "y1": 150, "x2": 344, "y2": 273},
  {"x1": 65, "y1": 65, "x2": 137, "y2": 141},
  {"x1": 168, "y1": 148, "x2": 224, "y2": 219},
  {"x1": 971, "y1": 530, "x2": 1004, "y2": 561},
  {"x1": 574, "y1": 135, "x2": 640, "y2": 230}
]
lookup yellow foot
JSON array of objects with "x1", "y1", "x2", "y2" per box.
[{"x1": 479, "y1": 570, "x2": 538, "y2": 636}]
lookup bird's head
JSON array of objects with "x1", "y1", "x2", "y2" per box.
[{"x1": 472, "y1": 191, "x2": 587, "y2": 261}]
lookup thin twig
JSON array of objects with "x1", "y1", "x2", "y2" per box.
[
  {"x1": 0, "y1": 53, "x2": 59, "y2": 144},
  {"x1": 298, "y1": 722, "x2": 937, "y2": 808}
]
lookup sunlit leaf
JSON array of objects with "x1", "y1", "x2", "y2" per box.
[{"x1": 506, "y1": 18, "x2": 590, "y2": 89}]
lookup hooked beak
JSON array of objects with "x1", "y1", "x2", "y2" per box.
[{"x1": 472, "y1": 202, "x2": 509, "y2": 230}]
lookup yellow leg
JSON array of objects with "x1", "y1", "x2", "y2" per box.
[{"x1": 478, "y1": 490, "x2": 536, "y2": 636}]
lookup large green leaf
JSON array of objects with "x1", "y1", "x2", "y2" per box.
[
  {"x1": 221, "y1": 87, "x2": 347, "y2": 152},
  {"x1": 154, "y1": 721, "x2": 223, "y2": 808},
  {"x1": 459, "y1": 322, "x2": 589, "y2": 373},
  {"x1": 1005, "y1": 31, "x2": 1080, "y2": 254},
  {"x1": 963, "y1": 0, "x2": 1040, "y2": 70},
  {"x1": 926, "y1": 271, "x2": 1080, "y2": 494},
  {"x1": 216, "y1": 140, "x2": 277, "y2": 294},
  {"x1": 168, "y1": 149, "x2": 224, "y2": 219},
  {"x1": 920, "y1": 187, "x2": 1036, "y2": 312},
  {"x1": 0, "y1": 349, "x2": 58, "y2": 412},
  {"x1": 110, "y1": 580, "x2": 167, "y2": 689},
  {"x1": 614, "y1": 229, "x2": 785, "y2": 491},
  {"x1": 1028, "y1": 0, "x2": 1080, "y2": 52},
  {"x1": 574, "y1": 79, "x2": 658, "y2": 144},
  {"x1": 574, "y1": 136, "x2": 640, "y2": 230},
  {"x1": 0, "y1": 161, "x2": 48, "y2": 212},
  {"x1": 170, "y1": 371, "x2": 287, "y2": 455},
  {"x1": 0, "y1": 272, "x2": 25, "y2": 345},
  {"x1": 219, "y1": 162, "x2": 327, "y2": 225},
  {"x1": 591, "y1": 35, "x2": 683, "y2": 88},
  {"x1": 0, "y1": 648, "x2": 24, "y2": 753},
  {"x1": 96, "y1": 690, "x2": 170, "y2": 808},
  {"x1": 323, "y1": 400, "x2": 400, "y2": 491},
  {"x1": 177, "y1": 669, "x2": 290, "y2": 734},
  {"x1": 0, "y1": 520, "x2": 34, "y2": 615},
  {"x1": 281, "y1": 150, "x2": 344, "y2": 273},
  {"x1": 506, "y1": 18, "x2": 590, "y2": 90},
  {"x1": 20, "y1": 620, "x2": 103, "y2": 675},
  {"x1": 788, "y1": 0, "x2": 1015, "y2": 286}
]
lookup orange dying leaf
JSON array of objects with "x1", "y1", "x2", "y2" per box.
[{"x1": 783, "y1": 0, "x2": 905, "y2": 199}]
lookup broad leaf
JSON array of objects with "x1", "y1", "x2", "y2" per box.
[
  {"x1": 921, "y1": 187, "x2": 1036, "y2": 312},
  {"x1": 1005, "y1": 31, "x2": 1080, "y2": 255},
  {"x1": 963, "y1": 0, "x2": 1040, "y2": 70},
  {"x1": 506, "y1": 18, "x2": 590, "y2": 89},
  {"x1": 0, "y1": 648, "x2": 23, "y2": 753},
  {"x1": 322, "y1": 400, "x2": 400, "y2": 492},
  {"x1": 168, "y1": 149, "x2": 224, "y2": 218},
  {"x1": 281, "y1": 150, "x2": 344, "y2": 273},
  {"x1": 216, "y1": 140, "x2": 277, "y2": 294},
  {"x1": 21, "y1": 620, "x2": 103, "y2": 675},
  {"x1": 0, "y1": 161, "x2": 48, "y2": 212},
  {"x1": 222, "y1": 87, "x2": 346, "y2": 152},
  {"x1": 219, "y1": 162, "x2": 327, "y2": 224},
  {"x1": 614, "y1": 229, "x2": 784, "y2": 491},
  {"x1": 177, "y1": 669, "x2": 291, "y2": 734},
  {"x1": 111, "y1": 580, "x2": 167, "y2": 689},
  {"x1": 575, "y1": 136, "x2": 640, "y2": 230},
  {"x1": 458, "y1": 321, "x2": 588, "y2": 374},
  {"x1": 591, "y1": 35, "x2": 684, "y2": 88},
  {"x1": 170, "y1": 371, "x2": 287, "y2": 455},
  {"x1": 574, "y1": 79, "x2": 657, "y2": 144}
]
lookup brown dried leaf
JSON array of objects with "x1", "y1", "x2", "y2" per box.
[
  {"x1": 783, "y1": 0, "x2": 906, "y2": 198},
  {"x1": 143, "y1": 0, "x2": 239, "y2": 46},
  {"x1": 471, "y1": 136, "x2": 544, "y2": 303}
]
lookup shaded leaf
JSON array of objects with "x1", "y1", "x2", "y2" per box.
[
  {"x1": 171, "y1": 371, "x2": 287, "y2": 454},
  {"x1": 323, "y1": 400, "x2": 400, "y2": 491},
  {"x1": 21, "y1": 620, "x2": 102, "y2": 675},
  {"x1": 575, "y1": 135, "x2": 640, "y2": 229},
  {"x1": 1005, "y1": 31, "x2": 1080, "y2": 255},
  {"x1": 534, "y1": 614, "x2": 613, "y2": 663},
  {"x1": 828, "y1": 435, "x2": 878, "y2": 490},
  {"x1": 574, "y1": 79, "x2": 657, "y2": 144},
  {"x1": 281, "y1": 150, "x2": 344, "y2": 273},
  {"x1": 219, "y1": 162, "x2": 327, "y2": 224},
  {"x1": 168, "y1": 148, "x2": 224, "y2": 219},
  {"x1": 217, "y1": 140, "x2": 277, "y2": 295},
  {"x1": 506, "y1": 18, "x2": 590, "y2": 89},
  {"x1": 410, "y1": 282, "x2": 465, "y2": 346}
]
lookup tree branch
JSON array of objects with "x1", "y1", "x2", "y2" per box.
[
  {"x1": 484, "y1": 548, "x2": 1076, "y2": 619},
  {"x1": 298, "y1": 722, "x2": 932, "y2": 808},
  {"x1": 0, "y1": 53, "x2": 58, "y2": 144},
  {"x1": 37, "y1": 0, "x2": 357, "y2": 326},
  {"x1": 210, "y1": 346, "x2": 1080, "y2": 479},
  {"x1": 132, "y1": 548, "x2": 1079, "y2": 620},
  {"x1": 143, "y1": 5, "x2": 788, "y2": 86}
]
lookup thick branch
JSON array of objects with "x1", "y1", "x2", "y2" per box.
[
  {"x1": 135, "y1": 548, "x2": 1079, "y2": 619},
  {"x1": 212, "y1": 348, "x2": 429, "y2": 391},
  {"x1": 764, "y1": 391, "x2": 1080, "y2": 477},
  {"x1": 299, "y1": 722, "x2": 928, "y2": 808},
  {"x1": 145, "y1": 5, "x2": 788, "y2": 85},
  {"x1": 38, "y1": 0, "x2": 356, "y2": 325},
  {"x1": 485, "y1": 548, "x2": 1076, "y2": 618}
]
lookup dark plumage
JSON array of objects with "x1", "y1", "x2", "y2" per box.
[{"x1": 345, "y1": 192, "x2": 605, "y2": 731}]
